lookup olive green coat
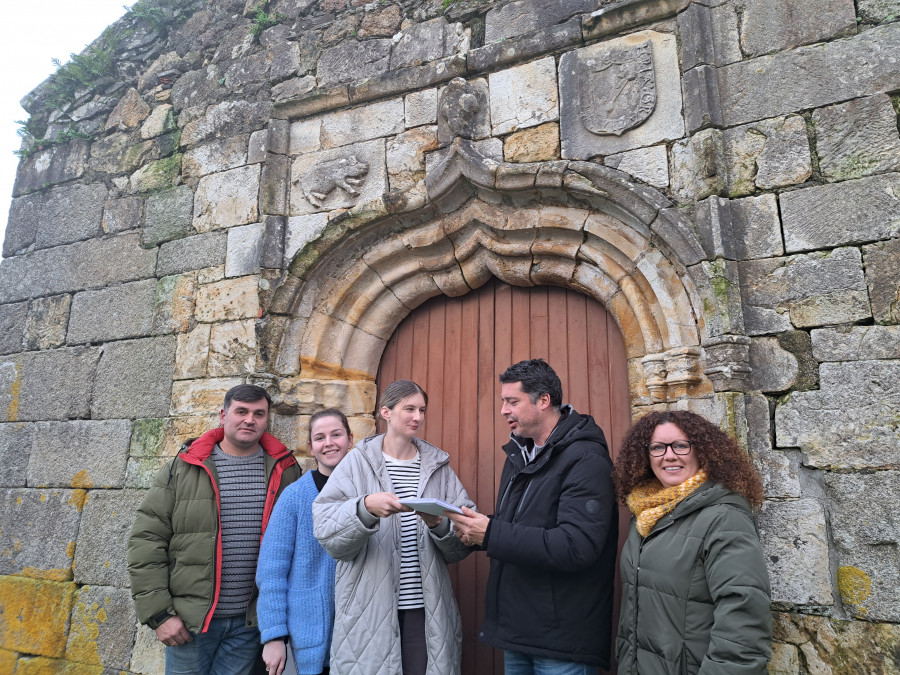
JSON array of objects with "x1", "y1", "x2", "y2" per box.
[{"x1": 616, "y1": 482, "x2": 771, "y2": 675}]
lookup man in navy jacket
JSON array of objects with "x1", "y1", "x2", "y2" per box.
[{"x1": 449, "y1": 359, "x2": 618, "y2": 674}]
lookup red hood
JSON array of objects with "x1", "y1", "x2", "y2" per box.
[{"x1": 183, "y1": 427, "x2": 290, "y2": 462}]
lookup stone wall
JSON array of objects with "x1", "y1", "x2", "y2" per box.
[{"x1": 1, "y1": 0, "x2": 898, "y2": 672}]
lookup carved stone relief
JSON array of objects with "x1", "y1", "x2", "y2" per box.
[
  {"x1": 560, "y1": 30, "x2": 685, "y2": 158},
  {"x1": 289, "y1": 139, "x2": 385, "y2": 215}
]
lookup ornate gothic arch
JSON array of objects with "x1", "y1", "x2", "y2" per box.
[{"x1": 268, "y1": 139, "x2": 750, "y2": 407}]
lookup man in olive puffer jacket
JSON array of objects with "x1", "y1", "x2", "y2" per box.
[{"x1": 127, "y1": 384, "x2": 300, "y2": 675}]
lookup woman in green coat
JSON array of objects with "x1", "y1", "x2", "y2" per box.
[{"x1": 613, "y1": 411, "x2": 771, "y2": 675}]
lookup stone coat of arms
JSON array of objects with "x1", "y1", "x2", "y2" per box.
[{"x1": 578, "y1": 40, "x2": 656, "y2": 136}]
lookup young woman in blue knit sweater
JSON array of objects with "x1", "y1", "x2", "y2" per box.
[{"x1": 257, "y1": 409, "x2": 354, "y2": 675}]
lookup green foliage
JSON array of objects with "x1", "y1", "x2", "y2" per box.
[
  {"x1": 250, "y1": 7, "x2": 286, "y2": 37},
  {"x1": 14, "y1": 126, "x2": 95, "y2": 159}
]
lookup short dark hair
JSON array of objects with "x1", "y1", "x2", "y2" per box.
[
  {"x1": 223, "y1": 384, "x2": 272, "y2": 411},
  {"x1": 499, "y1": 359, "x2": 562, "y2": 408}
]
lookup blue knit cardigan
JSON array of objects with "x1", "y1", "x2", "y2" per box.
[{"x1": 257, "y1": 471, "x2": 336, "y2": 674}]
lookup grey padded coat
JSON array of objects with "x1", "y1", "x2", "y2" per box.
[
  {"x1": 312, "y1": 435, "x2": 475, "y2": 675},
  {"x1": 616, "y1": 482, "x2": 772, "y2": 675}
]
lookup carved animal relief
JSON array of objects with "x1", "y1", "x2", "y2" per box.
[
  {"x1": 295, "y1": 155, "x2": 370, "y2": 208},
  {"x1": 578, "y1": 40, "x2": 656, "y2": 136}
]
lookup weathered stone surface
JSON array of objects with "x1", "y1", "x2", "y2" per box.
[
  {"x1": 387, "y1": 126, "x2": 438, "y2": 192},
  {"x1": 670, "y1": 129, "x2": 725, "y2": 204},
  {"x1": 67, "y1": 279, "x2": 157, "y2": 344},
  {"x1": 290, "y1": 138, "x2": 386, "y2": 214},
  {"x1": 0, "y1": 488, "x2": 83, "y2": 579},
  {"x1": 285, "y1": 214, "x2": 329, "y2": 266},
  {"x1": 181, "y1": 100, "x2": 271, "y2": 147},
  {"x1": 129, "y1": 153, "x2": 183, "y2": 193},
  {"x1": 321, "y1": 98, "x2": 404, "y2": 149},
  {"x1": 23, "y1": 294, "x2": 71, "y2": 351},
  {"x1": 74, "y1": 490, "x2": 143, "y2": 587},
  {"x1": 677, "y1": 2, "x2": 741, "y2": 70},
  {"x1": 66, "y1": 585, "x2": 135, "y2": 668},
  {"x1": 90, "y1": 132, "x2": 158, "y2": 175},
  {"x1": 156, "y1": 231, "x2": 228, "y2": 277},
  {"x1": 560, "y1": 31, "x2": 684, "y2": 158},
  {"x1": 3, "y1": 191, "x2": 41, "y2": 256},
  {"x1": 812, "y1": 325, "x2": 900, "y2": 362},
  {"x1": 140, "y1": 103, "x2": 177, "y2": 140},
  {"x1": 730, "y1": 194, "x2": 783, "y2": 260},
  {"x1": 391, "y1": 18, "x2": 463, "y2": 70},
  {"x1": 317, "y1": 39, "x2": 392, "y2": 87},
  {"x1": 171, "y1": 64, "x2": 225, "y2": 112},
  {"x1": 208, "y1": 320, "x2": 257, "y2": 377},
  {"x1": 739, "y1": 0, "x2": 856, "y2": 57},
  {"x1": 489, "y1": 56, "x2": 558, "y2": 136},
  {"x1": 91, "y1": 337, "x2": 176, "y2": 419},
  {"x1": 744, "y1": 394, "x2": 801, "y2": 499},
  {"x1": 782, "y1": 174, "x2": 900, "y2": 253},
  {"x1": 404, "y1": 88, "x2": 438, "y2": 129},
  {"x1": 758, "y1": 499, "x2": 832, "y2": 607},
  {"x1": 739, "y1": 247, "x2": 869, "y2": 332},
  {"x1": 0, "y1": 422, "x2": 32, "y2": 488},
  {"x1": 175, "y1": 324, "x2": 211, "y2": 380},
  {"x1": 225, "y1": 223, "x2": 264, "y2": 278},
  {"x1": 270, "y1": 41, "x2": 303, "y2": 81},
  {"x1": 605, "y1": 144, "x2": 668, "y2": 188},
  {"x1": 748, "y1": 336, "x2": 798, "y2": 393},
  {"x1": 718, "y1": 22, "x2": 900, "y2": 127},
  {"x1": 0, "y1": 577, "x2": 75, "y2": 656},
  {"x1": 858, "y1": 0, "x2": 900, "y2": 21},
  {"x1": 5, "y1": 183, "x2": 108, "y2": 255},
  {"x1": 437, "y1": 77, "x2": 491, "y2": 144},
  {"x1": 105, "y1": 88, "x2": 151, "y2": 131},
  {"x1": 28, "y1": 420, "x2": 130, "y2": 489},
  {"x1": 776, "y1": 360, "x2": 900, "y2": 469},
  {"x1": 102, "y1": 196, "x2": 142, "y2": 234},
  {"x1": 193, "y1": 165, "x2": 261, "y2": 232},
  {"x1": 484, "y1": 0, "x2": 597, "y2": 43},
  {"x1": 225, "y1": 49, "x2": 272, "y2": 88},
  {"x1": 131, "y1": 623, "x2": 166, "y2": 675},
  {"x1": 825, "y1": 471, "x2": 900, "y2": 621},
  {"x1": 152, "y1": 273, "x2": 198, "y2": 335},
  {"x1": 723, "y1": 115, "x2": 811, "y2": 196},
  {"x1": 289, "y1": 117, "x2": 323, "y2": 156},
  {"x1": 195, "y1": 276, "x2": 260, "y2": 322},
  {"x1": 7, "y1": 347, "x2": 98, "y2": 422},
  {"x1": 182, "y1": 136, "x2": 249, "y2": 179},
  {"x1": 772, "y1": 612, "x2": 900, "y2": 675},
  {"x1": 357, "y1": 3, "x2": 402, "y2": 38},
  {"x1": 13, "y1": 140, "x2": 90, "y2": 197},
  {"x1": 278, "y1": 377, "x2": 377, "y2": 414},
  {"x1": 0, "y1": 303, "x2": 27, "y2": 355},
  {"x1": 273, "y1": 74, "x2": 317, "y2": 102},
  {"x1": 862, "y1": 238, "x2": 900, "y2": 325},
  {"x1": 170, "y1": 377, "x2": 244, "y2": 416},
  {"x1": 813, "y1": 94, "x2": 900, "y2": 182}
]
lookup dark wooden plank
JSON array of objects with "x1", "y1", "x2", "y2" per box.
[
  {"x1": 510, "y1": 284, "x2": 532, "y2": 364},
  {"x1": 586, "y1": 298, "x2": 613, "y2": 433},
  {"x1": 565, "y1": 290, "x2": 590, "y2": 413},
  {"x1": 547, "y1": 286, "x2": 569, "y2": 392},
  {"x1": 529, "y1": 285, "x2": 550, "y2": 361}
]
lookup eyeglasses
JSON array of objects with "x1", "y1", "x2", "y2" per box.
[{"x1": 648, "y1": 441, "x2": 693, "y2": 457}]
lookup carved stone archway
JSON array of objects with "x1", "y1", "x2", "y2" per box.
[{"x1": 268, "y1": 146, "x2": 747, "y2": 411}]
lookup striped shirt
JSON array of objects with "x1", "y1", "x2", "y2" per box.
[
  {"x1": 384, "y1": 452, "x2": 424, "y2": 610},
  {"x1": 212, "y1": 444, "x2": 266, "y2": 618}
]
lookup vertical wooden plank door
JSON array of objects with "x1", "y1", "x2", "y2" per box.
[{"x1": 377, "y1": 279, "x2": 632, "y2": 675}]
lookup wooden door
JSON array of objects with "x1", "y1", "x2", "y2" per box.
[{"x1": 377, "y1": 279, "x2": 632, "y2": 674}]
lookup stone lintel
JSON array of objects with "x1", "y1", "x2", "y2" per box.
[
  {"x1": 467, "y1": 19, "x2": 583, "y2": 76},
  {"x1": 583, "y1": 0, "x2": 691, "y2": 41}
]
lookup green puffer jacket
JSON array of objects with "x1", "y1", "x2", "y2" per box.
[
  {"x1": 127, "y1": 427, "x2": 300, "y2": 634},
  {"x1": 616, "y1": 482, "x2": 771, "y2": 675}
]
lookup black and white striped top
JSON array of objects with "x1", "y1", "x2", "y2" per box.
[
  {"x1": 212, "y1": 444, "x2": 266, "y2": 618},
  {"x1": 384, "y1": 452, "x2": 424, "y2": 610}
]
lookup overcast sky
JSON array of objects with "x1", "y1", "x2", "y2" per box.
[{"x1": 0, "y1": 0, "x2": 130, "y2": 253}]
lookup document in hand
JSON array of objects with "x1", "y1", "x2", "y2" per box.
[{"x1": 399, "y1": 498, "x2": 464, "y2": 516}]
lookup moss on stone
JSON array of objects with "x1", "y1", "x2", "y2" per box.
[{"x1": 0, "y1": 577, "x2": 75, "y2": 657}]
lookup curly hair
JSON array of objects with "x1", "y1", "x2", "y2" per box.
[{"x1": 613, "y1": 410, "x2": 764, "y2": 508}]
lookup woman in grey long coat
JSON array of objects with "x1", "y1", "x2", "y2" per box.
[
  {"x1": 613, "y1": 410, "x2": 771, "y2": 675},
  {"x1": 312, "y1": 380, "x2": 474, "y2": 675}
]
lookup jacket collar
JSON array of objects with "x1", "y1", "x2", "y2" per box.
[
  {"x1": 643, "y1": 482, "x2": 752, "y2": 536},
  {"x1": 504, "y1": 404, "x2": 578, "y2": 471},
  {"x1": 355, "y1": 433, "x2": 449, "y2": 479},
  {"x1": 181, "y1": 427, "x2": 290, "y2": 463}
]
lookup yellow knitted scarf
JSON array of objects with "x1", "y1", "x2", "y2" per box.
[{"x1": 626, "y1": 470, "x2": 708, "y2": 537}]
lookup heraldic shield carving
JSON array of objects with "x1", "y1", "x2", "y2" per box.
[{"x1": 578, "y1": 40, "x2": 656, "y2": 136}]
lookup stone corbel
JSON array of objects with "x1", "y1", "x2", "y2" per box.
[
  {"x1": 641, "y1": 347, "x2": 704, "y2": 401},
  {"x1": 702, "y1": 334, "x2": 752, "y2": 392}
]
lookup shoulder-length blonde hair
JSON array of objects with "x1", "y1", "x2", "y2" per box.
[{"x1": 613, "y1": 410, "x2": 764, "y2": 507}]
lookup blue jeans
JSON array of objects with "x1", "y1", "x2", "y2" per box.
[
  {"x1": 504, "y1": 650, "x2": 595, "y2": 675},
  {"x1": 166, "y1": 615, "x2": 260, "y2": 675}
]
